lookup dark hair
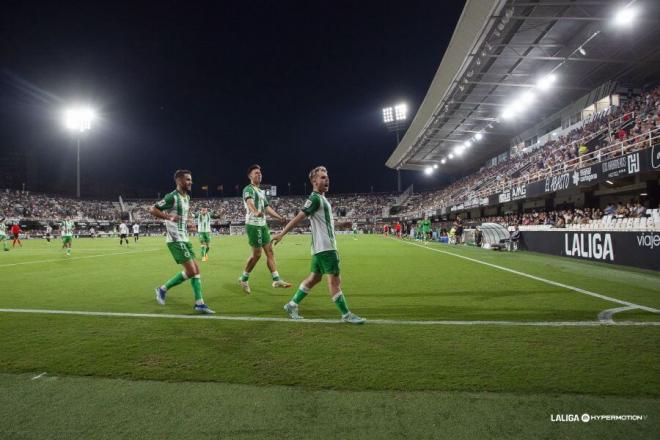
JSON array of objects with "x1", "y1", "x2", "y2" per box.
[
  {"x1": 247, "y1": 164, "x2": 261, "y2": 176},
  {"x1": 173, "y1": 169, "x2": 192, "y2": 181}
]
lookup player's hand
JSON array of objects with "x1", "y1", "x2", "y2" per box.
[
  {"x1": 169, "y1": 214, "x2": 180, "y2": 222},
  {"x1": 278, "y1": 216, "x2": 288, "y2": 224},
  {"x1": 255, "y1": 211, "x2": 264, "y2": 217},
  {"x1": 271, "y1": 234, "x2": 284, "y2": 246}
]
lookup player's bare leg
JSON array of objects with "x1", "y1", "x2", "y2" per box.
[{"x1": 239, "y1": 247, "x2": 261, "y2": 293}]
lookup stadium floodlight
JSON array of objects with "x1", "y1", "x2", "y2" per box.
[
  {"x1": 520, "y1": 91, "x2": 536, "y2": 105},
  {"x1": 448, "y1": 153, "x2": 454, "y2": 159},
  {"x1": 464, "y1": 141, "x2": 472, "y2": 149},
  {"x1": 63, "y1": 105, "x2": 96, "y2": 198},
  {"x1": 394, "y1": 103, "x2": 408, "y2": 121},
  {"x1": 536, "y1": 74, "x2": 557, "y2": 92},
  {"x1": 424, "y1": 166, "x2": 433, "y2": 175},
  {"x1": 475, "y1": 132, "x2": 483, "y2": 141},
  {"x1": 64, "y1": 107, "x2": 95, "y2": 132},
  {"x1": 441, "y1": 158, "x2": 447, "y2": 164},
  {"x1": 614, "y1": 7, "x2": 636, "y2": 27},
  {"x1": 500, "y1": 106, "x2": 515, "y2": 120},
  {"x1": 433, "y1": 164, "x2": 438, "y2": 169},
  {"x1": 382, "y1": 107, "x2": 394, "y2": 123},
  {"x1": 578, "y1": 47, "x2": 587, "y2": 56},
  {"x1": 453, "y1": 145, "x2": 465, "y2": 156}
]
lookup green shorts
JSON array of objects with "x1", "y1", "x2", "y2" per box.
[
  {"x1": 246, "y1": 224, "x2": 271, "y2": 248},
  {"x1": 311, "y1": 250, "x2": 341, "y2": 275},
  {"x1": 198, "y1": 232, "x2": 211, "y2": 244},
  {"x1": 62, "y1": 236, "x2": 72, "y2": 245},
  {"x1": 167, "y1": 241, "x2": 196, "y2": 264},
  {"x1": 0, "y1": 234, "x2": 6, "y2": 240}
]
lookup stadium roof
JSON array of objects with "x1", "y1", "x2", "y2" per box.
[{"x1": 386, "y1": 0, "x2": 660, "y2": 172}]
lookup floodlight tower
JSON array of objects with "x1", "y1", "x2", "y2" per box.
[
  {"x1": 382, "y1": 103, "x2": 408, "y2": 192},
  {"x1": 63, "y1": 107, "x2": 95, "y2": 198}
]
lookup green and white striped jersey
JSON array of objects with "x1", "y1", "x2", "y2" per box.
[
  {"x1": 301, "y1": 191, "x2": 336, "y2": 255},
  {"x1": 242, "y1": 184, "x2": 269, "y2": 227},
  {"x1": 154, "y1": 190, "x2": 190, "y2": 243},
  {"x1": 196, "y1": 211, "x2": 212, "y2": 233},
  {"x1": 0, "y1": 222, "x2": 6, "y2": 236},
  {"x1": 60, "y1": 220, "x2": 75, "y2": 237}
]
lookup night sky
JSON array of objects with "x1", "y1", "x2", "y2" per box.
[{"x1": 1, "y1": 1, "x2": 463, "y2": 199}]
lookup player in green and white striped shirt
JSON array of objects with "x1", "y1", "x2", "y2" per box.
[
  {"x1": 149, "y1": 169, "x2": 214, "y2": 314},
  {"x1": 60, "y1": 217, "x2": 75, "y2": 256},
  {"x1": 196, "y1": 207, "x2": 212, "y2": 262},
  {"x1": 0, "y1": 218, "x2": 9, "y2": 251},
  {"x1": 238, "y1": 164, "x2": 291, "y2": 293},
  {"x1": 272, "y1": 166, "x2": 365, "y2": 324}
]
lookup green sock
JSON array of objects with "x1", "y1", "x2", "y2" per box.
[
  {"x1": 164, "y1": 271, "x2": 187, "y2": 290},
  {"x1": 291, "y1": 285, "x2": 309, "y2": 304},
  {"x1": 66, "y1": 248, "x2": 71, "y2": 255},
  {"x1": 333, "y1": 292, "x2": 349, "y2": 315},
  {"x1": 241, "y1": 272, "x2": 249, "y2": 282},
  {"x1": 191, "y1": 275, "x2": 203, "y2": 301},
  {"x1": 201, "y1": 246, "x2": 206, "y2": 257},
  {"x1": 272, "y1": 271, "x2": 281, "y2": 281}
]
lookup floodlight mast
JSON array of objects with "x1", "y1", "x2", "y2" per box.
[
  {"x1": 382, "y1": 103, "x2": 408, "y2": 191},
  {"x1": 64, "y1": 107, "x2": 95, "y2": 198}
]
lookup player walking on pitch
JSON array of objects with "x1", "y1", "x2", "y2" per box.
[
  {"x1": 118, "y1": 221, "x2": 130, "y2": 246},
  {"x1": 0, "y1": 218, "x2": 9, "y2": 251},
  {"x1": 238, "y1": 164, "x2": 291, "y2": 293},
  {"x1": 11, "y1": 223, "x2": 22, "y2": 247},
  {"x1": 150, "y1": 169, "x2": 214, "y2": 314},
  {"x1": 196, "y1": 207, "x2": 212, "y2": 262},
  {"x1": 272, "y1": 166, "x2": 365, "y2": 324},
  {"x1": 60, "y1": 217, "x2": 74, "y2": 256},
  {"x1": 132, "y1": 223, "x2": 140, "y2": 242}
]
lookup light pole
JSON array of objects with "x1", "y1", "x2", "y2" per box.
[
  {"x1": 64, "y1": 107, "x2": 95, "y2": 198},
  {"x1": 382, "y1": 103, "x2": 408, "y2": 192}
]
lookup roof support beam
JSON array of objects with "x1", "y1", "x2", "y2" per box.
[{"x1": 481, "y1": 54, "x2": 654, "y2": 64}]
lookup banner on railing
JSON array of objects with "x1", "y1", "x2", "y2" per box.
[
  {"x1": 520, "y1": 230, "x2": 660, "y2": 271},
  {"x1": 464, "y1": 147, "x2": 660, "y2": 212}
]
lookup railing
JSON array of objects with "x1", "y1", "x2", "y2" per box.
[{"x1": 473, "y1": 126, "x2": 659, "y2": 200}]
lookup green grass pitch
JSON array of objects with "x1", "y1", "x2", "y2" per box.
[{"x1": 0, "y1": 234, "x2": 658, "y2": 439}]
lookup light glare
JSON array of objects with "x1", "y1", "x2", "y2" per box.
[
  {"x1": 475, "y1": 132, "x2": 483, "y2": 141},
  {"x1": 614, "y1": 7, "x2": 636, "y2": 26},
  {"x1": 424, "y1": 166, "x2": 433, "y2": 175},
  {"x1": 64, "y1": 107, "x2": 95, "y2": 132},
  {"x1": 536, "y1": 74, "x2": 556, "y2": 91}
]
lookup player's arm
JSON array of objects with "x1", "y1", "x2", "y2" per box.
[
  {"x1": 149, "y1": 193, "x2": 178, "y2": 221},
  {"x1": 265, "y1": 206, "x2": 286, "y2": 223},
  {"x1": 271, "y1": 211, "x2": 306, "y2": 245},
  {"x1": 272, "y1": 194, "x2": 319, "y2": 245}
]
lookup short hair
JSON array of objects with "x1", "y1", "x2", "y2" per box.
[
  {"x1": 173, "y1": 169, "x2": 192, "y2": 181},
  {"x1": 247, "y1": 164, "x2": 261, "y2": 176},
  {"x1": 308, "y1": 166, "x2": 327, "y2": 182}
]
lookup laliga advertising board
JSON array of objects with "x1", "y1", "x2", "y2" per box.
[{"x1": 520, "y1": 231, "x2": 660, "y2": 271}]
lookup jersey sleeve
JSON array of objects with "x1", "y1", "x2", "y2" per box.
[
  {"x1": 302, "y1": 194, "x2": 320, "y2": 216},
  {"x1": 154, "y1": 192, "x2": 175, "y2": 211},
  {"x1": 242, "y1": 186, "x2": 254, "y2": 201}
]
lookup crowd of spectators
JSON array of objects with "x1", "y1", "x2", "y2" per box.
[
  {"x1": 399, "y1": 86, "x2": 659, "y2": 218},
  {"x1": 463, "y1": 201, "x2": 651, "y2": 229},
  {"x1": 0, "y1": 189, "x2": 119, "y2": 221}
]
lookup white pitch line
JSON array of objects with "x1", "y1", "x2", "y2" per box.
[
  {"x1": 0, "y1": 308, "x2": 658, "y2": 327},
  {"x1": 0, "y1": 248, "x2": 160, "y2": 268},
  {"x1": 598, "y1": 305, "x2": 639, "y2": 324},
  {"x1": 392, "y1": 238, "x2": 659, "y2": 314},
  {"x1": 31, "y1": 372, "x2": 47, "y2": 380}
]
